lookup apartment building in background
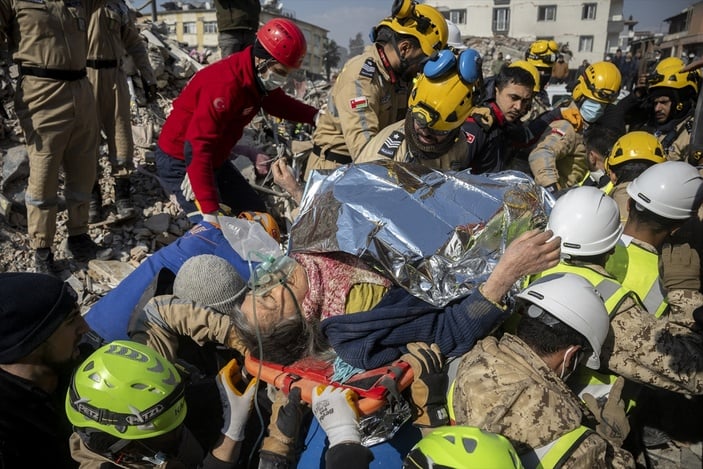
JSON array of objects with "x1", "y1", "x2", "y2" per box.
[{"x1": 425, "y1": 0, "x2": 624, "y2": 65}]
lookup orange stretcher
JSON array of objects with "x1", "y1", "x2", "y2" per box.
[{"x1": 244, "y1": 354, "x2": 414, "y2": 416}]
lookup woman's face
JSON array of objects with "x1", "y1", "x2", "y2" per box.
[{"x1": 239, "y1": 263, "x2": 309, "y2": 329}]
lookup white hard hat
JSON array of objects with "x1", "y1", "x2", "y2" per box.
[
  {"x1": 627, "y1": 161, "x2": 703, "y2": 220},
  {"x1": 505, "y1": 54, "x2": 512, "y2": 61},
  {"x1": 517, "y1": 273, "x2": 609, "y2": 370},
  {"x1": 547, "y1": 186, "x2": 623, "y2": 257},
  {"x1": 445, "y1": 20, "x2": 466, "y2": 50}
]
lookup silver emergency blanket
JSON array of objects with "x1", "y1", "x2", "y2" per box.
[{"x1": 289, "y1": 160, "x2": 552, "y2": 307}]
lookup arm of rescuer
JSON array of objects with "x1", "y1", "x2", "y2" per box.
[
  {"x1": 528, "y1": 119, "x2": 579, "y2": 191},
  {"x1": 119, "y1": 1, "x2": 157, "y2": 88},
  {"x1": 127, "y1": 295, "x2": 247, "y2": 362}
]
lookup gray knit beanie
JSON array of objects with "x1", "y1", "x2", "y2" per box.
[{"x1": 173, "y1": 255, "x2": 247, "y2": 315}]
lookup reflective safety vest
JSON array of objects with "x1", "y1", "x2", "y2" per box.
[
  {"x1": 605, "y1": 235, "x2": 668, "y2": 318},
  {"x1": 519, "y1": 426, "x2": 595, "y2": 469},
  {"x1": 531, "y1": 262, "x2": 638, "y2": 410}
]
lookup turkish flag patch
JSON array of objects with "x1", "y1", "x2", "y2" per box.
[{"x1": 350, "y1": 96, "x2": 368, "y2": 110}]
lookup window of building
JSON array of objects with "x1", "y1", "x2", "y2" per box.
[
  {"x1": 494, "y1": 0, "x2": 510, "y2": 5},
  {"x1": 167, "y1": 23, "x2": 176, "y2": 34},
  {"x1": 537, "y1": 5, "x2": 557, "y2": 21},
  {"x1": 203, "y1": 21, "x2": 217, "y2": 33},
  {"x1": 579, "y1": 35, "x2": 594, "y2": 52},
  {"x1": 449, "y1": 9, "x2": 467, "y2": 24},
  {"x1": 493, "y1": 8, "x2": 510, "y2": 32},
  {"x1": 582, "y1": 3, "x2": 597, "y2": 20},
  {"x1": 183, "y1": 22, "x2": 196, "y2": 34}
]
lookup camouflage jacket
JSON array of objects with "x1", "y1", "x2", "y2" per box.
[{"x1": 452, "y1": 334, "x2": 634, "y2": 468}]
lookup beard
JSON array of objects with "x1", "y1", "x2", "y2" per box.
[{"x1": 404, "y1": 112, "x2": 459, "y2": 160}]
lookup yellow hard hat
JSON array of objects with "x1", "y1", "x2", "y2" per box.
[
  {"x1": 605, "y1": 131, "x2": 666, "y2": 172},
  {"x1": 510, "y1": 60, "x2": 540, "y2": 92},
  {"x1": 648, "y1": 56, "x2": 700, "y2": 94},
  {"x1": 526, "y1": 39, "x2": 559, "y2": 69},
  {"x1": 376, "y1": 1, "x2": 448, "y2": 57},
  {"x1": 572, "y1": 61, "x2": 622, "y2": 104},
  {"x1": 409, "y1": 70, "x2": 476, "y2": 132}
]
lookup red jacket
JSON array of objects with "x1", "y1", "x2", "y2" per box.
[{"x1": 158, "y1": 46, "x2": 317, "y2": 213}]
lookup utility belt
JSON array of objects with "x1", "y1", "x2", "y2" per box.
[
  {"x1": 312, "y1": 143, "x2": 352, "y2": 165},
  {"x1": 86, "y1": 59, "x2": 118, "y2": 69},
  {"x1": 20, "y1": 66, "x2": 86, "y2": 81}
]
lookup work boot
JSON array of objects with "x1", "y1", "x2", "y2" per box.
[
  {"x1": 34, "y1": 248, "x2": 56, "y2": 274},
  {"x1": 89, "y1": 183, "x2": 102, "y2": 224},
  {"x1": 65, "y1": 233, "x2": 99, "y2": 262},
  {"x1": 114, "y1": 178, "x2": 135, "y2": 219}
]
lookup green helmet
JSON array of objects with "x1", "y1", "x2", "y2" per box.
[
  {"x1": 65, "y1": 341, "x2": 187, "y2": 439},
  {"x1": 403, "y1": 426, "x2": 524, "y2": 468}
]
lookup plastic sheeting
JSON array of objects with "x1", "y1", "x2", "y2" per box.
[{"x1": 289, "y1": 160, "x2": 552, "y2": 307}]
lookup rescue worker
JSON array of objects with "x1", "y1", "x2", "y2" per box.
[
  {"x1": 0, "y1": 272, "x2": 90, "y2": 468},
  {"x1": 528, "y1": 61, "x2": 622, "y2": 193},
  {"x1": 214, "y1": 0, "x2": 260, "y2": 57},
  {"x1": 305, "y1": 0, "x2": 448, "y2": 178},
  {"x1": 451, "y1": 273, "x2": 635, "y2": 467},
  {"x1": 532, "y1": 186, "x2": 703, "y2": 401},
  {"x1": 65, "y1": 340, "x2": 259, "y2": 467},
  {"x1": 603, "y1": 131, "x2": 667, "y2": 223},
  {"x1": 354, "y1": 48, "x2": 480, "y2": 171},
  {"x1": 640, "y1": 57, "x2": 699, "y2": 161},
  {"x1": 525, "y1": 39, "x2": 560, "y2": 117},
  {"x1": 606, "y1": 161, "x2": 703, "y2": 319},
  {"x1": 0, "y1": 0, "x2": 105, "y2": 273},
  {"x1": 580, "y1": 126, "x2": 622, "y2": 191},
  {"x1": 154, "y1": 18, "x2": 318, "y2": 224},
  {"x1": 87, "y1": 0, "x2": 157, "y2": 222},
  {"x1": 463, "y1": 65, "x2": 580, "y2": 174}
]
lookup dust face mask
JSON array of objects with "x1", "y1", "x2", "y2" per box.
[
  {"x1": 259, "y1": 67, "x2": 288, "y2": 91},
  {"x1": 579, "y1": 98, "x2": 607, "y2": 123}
]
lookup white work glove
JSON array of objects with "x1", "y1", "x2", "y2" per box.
[
  {"x1": 180, "y1": 173, "x2": 195, "y2": 201},
  {"x1": 216, "y1": 359, "x2": 258, "y2": 441},
  {"x1": 312, "y1": 385, "x2": 360, "y2": 447}
]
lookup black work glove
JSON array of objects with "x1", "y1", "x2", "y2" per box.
[
  {"x1": 260, "y1": 387, "x2": 306, "y2": 463},
  {"x1": 401, "y1": 342, "x2": 449, "y2": 428},
  {"x1": 142, "y1": 77, "x2": 157, "y2": 103}
]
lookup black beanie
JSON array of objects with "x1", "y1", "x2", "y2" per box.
[
  {"x1": 253, "y1": 39, "x2": 273, "y2": 61},
  {"x1": 0, "y1": 272, "x2": 78, "y2": 363}
]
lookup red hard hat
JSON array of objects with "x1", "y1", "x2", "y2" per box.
[{"x1": 257, "y1": 18, "x2": 307, "y2": 68}]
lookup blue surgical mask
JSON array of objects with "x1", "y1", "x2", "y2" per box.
[{"x1": 579, "y1": 98, "x2": 607, "y2": 123}]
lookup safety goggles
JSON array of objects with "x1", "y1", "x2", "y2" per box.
[
  {"x1": 411, "y1": 104, "x2": 453, "y2": 136},
  {"x1": 582, "y1": 73, "x2": 618, "y2": 102}
]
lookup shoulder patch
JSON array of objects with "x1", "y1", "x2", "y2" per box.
[
  {"x1": 550, "y1": 127, "x2": 566, "y2": 137},
  {"x1": 350, "y1": 96, "x2": 368, "y2": 110},
  {"x1": 359, "y1": 58, "x2": 376, "y2": 79},
  {"x1": 378, "y1": 131, "x2": 405, "y2": 158},
  {"x1": 465, "y1": 132, "x2": 475, "y2": 144}
]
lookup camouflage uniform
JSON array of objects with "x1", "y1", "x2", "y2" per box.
[
  {"x1": 87, "y1": 0, "x2": 155, "y2": 177},
  {"x1": 354, "y1": 119, "x2": 470, "y2": 171},
  {"x1": 534, "y1": 261, "x2": 703, "y2": 396},
  {"x1": 306, "y1": 44, "x2": 409, "y2": 178},
  {"x1": 0, "y1": 0, "x2": 103, "y2": 249},
  {"x1": 452, "y1": 334, "x2": 634, "y2": 467},
  {"x1": 528, "y1": 104, "x2": 588, "y2": 190},
  {"x1": 609, "y1": 182, "x2": 630, "y2": 224}
]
